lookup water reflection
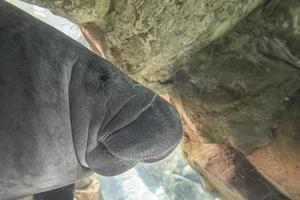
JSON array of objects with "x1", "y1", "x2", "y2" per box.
[
  {"x1": 6, "y1": 0, "x2": 90, "y2": 47},
  {"x1": 101, "y1": 148, "x2": 220, "y2": 200}
]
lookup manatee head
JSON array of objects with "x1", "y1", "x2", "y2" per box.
[{"x1": 69, "y1": 56, "x2": 183, "y2": 176}]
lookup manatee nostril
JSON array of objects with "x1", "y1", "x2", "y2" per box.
[
  {"x1": 84, "y1": 59, "x2": 118, "y2": 92},
  {"x1": 101, "y1": 72, "x2": 118, "y2": 88}
]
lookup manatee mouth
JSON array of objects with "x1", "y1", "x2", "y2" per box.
[
  {"x1": 86, "y1": 142, "x2": 138, "y2": 176},
  {"x1": 97, "y1": 80, "x2": 183, "y2": 163}
]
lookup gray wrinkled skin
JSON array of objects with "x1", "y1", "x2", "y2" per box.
[{"x1": 0, "y1": 2, "x2": 183, "y2": 199}]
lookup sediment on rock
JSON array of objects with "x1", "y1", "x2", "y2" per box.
[
  {"x1": 169, "y1": 0, "x2": 300, "y2": 198},
  {"x1": 22, "y1": 0, "x2": 266, "y2": 91},
  {"x1": 247, "y1": 93, "x2": 300, "y2": 200}
]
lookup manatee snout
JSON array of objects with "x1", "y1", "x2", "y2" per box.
[
  {"x1": 102, "y1": 86, "x2": 182, "y2": 160},
  {"x1": 85, "y1": 76, "x2": 183, "y2": 176}
]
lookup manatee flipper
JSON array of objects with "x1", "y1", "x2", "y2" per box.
[{"x1": 33, "y1": 184, "x2": 75, "y2": 200}]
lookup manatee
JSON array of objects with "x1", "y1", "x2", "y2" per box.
[{"x1": 0, "y1": 1, "x2": 183, "y2": 199}]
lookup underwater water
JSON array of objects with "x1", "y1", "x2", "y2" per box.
[
  {"x1": 101, "y1": 148, "x2": 220, "y2": 200},
  {"x1": 5, "y1": 0, "x2": 90, "y2": 48},
  {"x1": 5, "y1": 1, "x2": 220, "y2": 199}
]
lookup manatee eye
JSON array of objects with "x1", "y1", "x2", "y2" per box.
[
  {"x1": 84, "y1": 60, "x2": 116, "y2": 92},
  {"x1": 99, "y1": 72, "x2": 111, "y2": 82}
]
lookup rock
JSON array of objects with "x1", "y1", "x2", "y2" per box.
[
  {"x1": 75, "y1": 174, "x2": 104, "y2": 200},
  {"x1": 80, "y1": 23, "x2": 107, "y2": 58},
  {"x1": 21, "y1": 0, "x2": 265, "y2": 91},
  {"x1": 169, "y1": 96, "x2": 290, "y2": 200},
  {"x1": 169, "y1": 0, "x2": 300, "y2": 198},
  {"x1": 19, "y1": 197, "x2": 33, "y2": 200},
  {"x1": 22, "y1": 0, "x2": 111, "y2": 23},
  {"x1": 247, "y1": 93, "x2": 300, "y2": 200},
  {"x1": 171, "y1": 0, "x2": 300, "y2": 154},
  {"x1": 76, "y1": 176, "x2": 93, "y2": 190},
  {"x1": 182, "y1": 141, "x2": 290, "y2": 200}
]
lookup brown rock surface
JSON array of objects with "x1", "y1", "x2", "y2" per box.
[
  {"x1": 168, "y1": 1, "x2": 300, "y2": 198},
  {"x1": 75, "y1": 174, "x2": 104, "y2": 200},
  {"x1": 247, "y1": 94, "x2": 300, "y2": 200},
  {"x1": 170, "y1": 96, "x2": 290, "y2": 200},
  {"x1": 171, "y1": 0, "x2": 300, "y2": 153},
  {"x1": 22, "y1": 0, "x2": 265, "y2": 90}
]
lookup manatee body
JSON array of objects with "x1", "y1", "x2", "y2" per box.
[{"x1": 0, "y1": 1, "x2": 182, "y2": 199}]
